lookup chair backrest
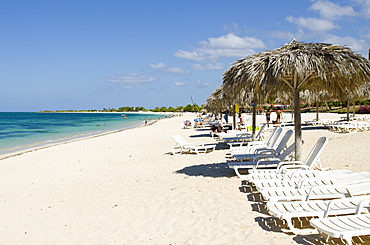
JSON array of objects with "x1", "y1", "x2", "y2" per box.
[
  {"x1": 264, "y1": 127, "x2": 281, "y2": 147},
  {"x1": 171, "y1": 135, "x2": 191, "y2": 147},
  {"x1": 266, "y1": 127, "x2": 283, "y2": 148},
  {"x1": 277, "y1": 140, "x2": 304, "y2": 161},
  {"x1": 274, "y1": 129, "x2": 293, "y2": 153},
  {"x1": 277, "y1": 142, "x2": 296, "y2": 160},
  {"x1": 304, "y1": 136, "x2": 329, "y2": 170},
  {"x1": 255, "y1": 124, "x2": 267, "y2": 140}
]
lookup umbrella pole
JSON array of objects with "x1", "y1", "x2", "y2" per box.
[
  {"x1": 293, "y1": 87, "x2": 303, "y2": 161},
  {"x1": 233, "y1": 108, "x2": 236, "y2": 130},
  {"x1": 252, "y1": 96, "x2": 257, "y2": 140},
  {"x1": 352, "y1": 100, "x2": 356, "y2": 117},
  {"x1": 346, "y1": 100, "x2": 350, "y2": 121},
  {"x1": 316, "y1": 100, "x2": 319, "y2": 121}
]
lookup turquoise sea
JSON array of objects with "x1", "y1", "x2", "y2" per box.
[{"x1": 0, "y1": 112, "x2": 166, "y2": 155}]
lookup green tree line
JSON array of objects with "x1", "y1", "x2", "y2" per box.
[{"x1": 102, "y1": 103, "x2": 204, "y2": 112}]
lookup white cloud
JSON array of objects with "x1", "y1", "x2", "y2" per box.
[
  {"x1": 105, "y1": 73, "x2": 156, "y2": 89},
  {"x1": 199, "y1": 34, "x2": 266, "y2": 49},
  {"x1": 323, "y1": 34, "x2": 369, "y2": 52},
  {"x1": 149, "y1": 62, "x2": 189, "y2": 74},
  {"x1": 309, "y1": 0, "x2": 358, "y2": 20},
  {"x1": 173, "y1": 81, "x2": 187, "y2": 86},
  {"x1": 286, "y1": 16, "x2": 339, "y2": 32},
  {"x1": 196, "y1": 80, "x2": 213, "y2": 88},
  {"x1": 174, "y1": 50, "x2": 205, "y2": 61},
  {"x1": 174, "y1": 34, "x2": 266, "y2": 61},
  {"x1": 192, "y1": 63, "x2": 223, "y2": 71},
  {"x1": 354, "y1": 0, "x2": 370, "y2": 18},
  {"x1": 149, "y1": 62, "x2": 166, "y2": 69}
]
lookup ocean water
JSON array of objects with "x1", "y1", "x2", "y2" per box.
[{"x1": 0, "y1": 112, "x2": 166, "y2": 155}]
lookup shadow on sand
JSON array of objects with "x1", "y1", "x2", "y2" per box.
[{"x1": 175, "y1": 162, "x2": 236, "y2": 178}]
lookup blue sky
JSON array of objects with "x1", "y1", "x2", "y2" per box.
[{"x1": 1, "y1": 0, "x2": 369, "y2": 111}]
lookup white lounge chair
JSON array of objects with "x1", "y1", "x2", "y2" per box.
[
  {"x1": 260, "y1": 173, "x2": 370, "y2": 202},
  {"x1": 228, "y1": 142, "x2": 296, "y2": 177},
  {"x1": 310, "y1": 198, "x2": 370, "y2": 245},
  {"x1": 171, "y1": 135, "x2": 216, "y2": 155},
  {"x1": 231, "y1": 129, "x2": 293, "y2": 162},
  {"x1": 243, "y1": 136, "x2": 329, "y2": 181},
  {"x1": 252, "y1": 169, "x2": 360, "y2": 191},
  {"x1": 229, "y1": 127, "x2": 283, "y2": 155},
  {"x1": 222, "y1": 124, "x2": 267, "y2": 143},
  {"x1": 249, "y1": 169, "x2": 352, "y2": 187},
  {"x1": 221, "y1": 132, "x2": 252, "y2": 143},
  {"x1": 266, "y1": 196, "x2": 370, "y2": 235}
]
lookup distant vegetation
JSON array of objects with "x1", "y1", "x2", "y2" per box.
[
  {"x1": 39, "y1": 104, "x2": 205, "y2": 113},
  {"x1": 39, "y1": 100, "x2": 370, "y2": 114}
]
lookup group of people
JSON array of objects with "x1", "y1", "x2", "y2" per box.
[
  {"x1": 265, "y1": 108, "x2": 282, "y2": 127},
  {"x1": 208, "y1": 108, "x2": 283, "y2": 132}
]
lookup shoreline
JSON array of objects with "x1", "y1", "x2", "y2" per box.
[
  {"x1": 0, "y1": 111, "x2": 170, "y2": 160},
  {"x1": 0, "y1": 118, "x2": 160, "y2": 161}
]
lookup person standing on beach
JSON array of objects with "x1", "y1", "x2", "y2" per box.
[
  {"x1": 276, "y1": 108, "x2": 282, "y2": 123},
  {"x1": 265, "y1": 109, "x2": 271, "y2": 127}
]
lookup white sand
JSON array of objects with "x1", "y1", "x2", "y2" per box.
[{"x1": 0, "y1": 112, "x2": 369, "y2": 244}]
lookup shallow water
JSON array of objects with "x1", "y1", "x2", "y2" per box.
[{"x1": 0, "y1": 112, "x2": 165, "y2": 154}]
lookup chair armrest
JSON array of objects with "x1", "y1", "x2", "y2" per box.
[
  {"x1": 322, "y1": 197, "x2": 368, "y2": 218},
  {"x1": 253, "y1": 158, "x2": 280, "y2": 169},
  {"x1": 355, "y1": 199, "x2": 370, "y2": 215},
  {"x1": 277, "y1": 160, "x2": 304, "y2": 169},
  {"x1": 252, "y1": 154, "x2": 278, "y2": 161},
  {"x1": 254, "y1": 148, "x2": 278, "y2": 155}
]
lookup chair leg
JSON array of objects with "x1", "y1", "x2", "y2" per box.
[
  {"x1": 342, "y1": 235, "x2": 353, "y2": 245},
  {"x1": 172, "y1": 148, "x2": 182, "y2": 155}
]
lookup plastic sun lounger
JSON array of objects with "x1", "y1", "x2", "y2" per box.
[
  {"x1": 247, "y1": 169, "x2": 352, "y2": 187},
  {"x1": 228, "y1": 142, "x2": 296, "y2": 177},
  {"x1": 266, "y1": 196, "x2": 370, "y2": 235},
  {"x1": 231, "y1": 129, "x2": 292, "y2": 162},
  {"x1": 171, "y1": 135, "x2": 216, "y2": 155},
  {"x1": 310, "y1": 199, "x2": 370, "y2": 245},
  {"x1": 252, "y1": 170, "x2": 364, "y2": 192},
  {"x1": 260, "y1": 175, "x2": 370, "y2": 202},
  {"x1": 229, "y1": 127, "x2": 283, "y2": 155},
  {"x1": 242, "y1": 136, "x2": 329, "y2": 181},
  {"x1": 221, "y1": 132, "x2": 252, "y2": 143},
  {"x1": 223, "y1": 124, "x2": 267, "y2": 143}
]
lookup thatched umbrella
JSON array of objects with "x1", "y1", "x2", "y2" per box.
[
  {"x1": 223, "y1": 40, "x2": 370, "y2": 161},
  {"x1": 222, "y1": 54, "x2": 277, "y2": 139},
  {"x1": 205, "y1": 83, "x2": 254, "y2": 129}
]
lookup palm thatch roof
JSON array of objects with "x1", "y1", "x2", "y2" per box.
[{"x1": 221, "y1": 39, "x2": 370, "y2": 161}]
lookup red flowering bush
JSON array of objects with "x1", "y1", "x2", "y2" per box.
[{"x1": 357, "y1": 105, "x2": 370, "y2": 114}]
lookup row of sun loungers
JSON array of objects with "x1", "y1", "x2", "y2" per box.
[
  {"x1": 327, "y1": 121, "x2": 370, "y2": 133},
  {"x1": 172, "y1": 118, "x2": 370, "y2": 244},
  {"x1": 225, "y1": 127, "x2": 370, "y2": 244},
  {"x1": 213, "y1": 123, "x2": 267, "y2": 142},
  {"x1": 244, "y1": 168, "x2": 370, "y2": 244},
  {"x1": 305, "y1": 117, "x2": 370, "y2": 133}
]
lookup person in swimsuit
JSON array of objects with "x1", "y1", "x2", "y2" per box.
[
  {"x1": 276, "y1": 109, "x2": 282, "y2": 123},
  {"x1": 266, "y1": 109, "x2": 271, "y2": 127}
]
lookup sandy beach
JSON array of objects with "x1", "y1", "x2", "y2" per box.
[{"x1": 0, "y1": 112, "x2": 369, "y2": 244}]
